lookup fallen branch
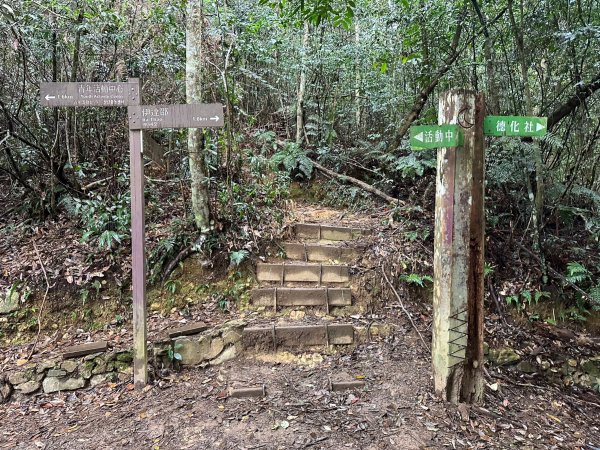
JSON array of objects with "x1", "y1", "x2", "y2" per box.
[
  {"x1": 27, "y1": 239, "x2": 50, "y2": 360},
  {"x1": 381, "y1": 265, "x2": 430, "y2": 352},
  {"x1": 311, "y1": 159, "x2": 405, "y2": 206}
]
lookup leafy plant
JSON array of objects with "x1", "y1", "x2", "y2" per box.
[
  {"x1": 230, "y1": 249, "x2": 250, "y2": 267},
  {"x1": 271, "y1": 142, "x2": 313, "y2": 179},
  {"x1": 505, "y1": 290, "x2": 550, "y2": 312},
  {"x1": 67, "y1": 193, "x2": 131, "y2": 250},
  {"x1": 399, "y1": 273, "x2": 433, "y2": 287},
  {"x1": 167, "y1": 342, "x2": 184, "y2": 362}
]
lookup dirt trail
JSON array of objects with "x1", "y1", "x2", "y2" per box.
[{"x1": 1, "y1": 202, "x2": 599, "y2": 449}]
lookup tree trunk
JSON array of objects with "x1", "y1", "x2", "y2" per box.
[
  {"x1": 296, "y1": 21, "x2": 309, "y2": 145},
  {"x1": 186, "y1": 0, "x2": 211, "y2": 232},
  {"x1": 508, "y1": 0, "x2": 545, "y2": 273},
  {"x1": 354, "y1": 20, "x2": 361, "y2": 128}
]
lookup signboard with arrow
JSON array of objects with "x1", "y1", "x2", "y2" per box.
[
  {"x1": 40, "y1": 82, "x2": 139, "y2": 107},
  {"x1": 483, "y1": 116, "x2": 547, "y2": 137},
  {"x1": 410, "y1": 124, "x2": 463, "y2": 150},
  {"x1": 128, "y1": 104, "x2": 224, "y2": 129}
]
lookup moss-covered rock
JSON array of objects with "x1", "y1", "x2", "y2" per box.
[{"x1": 488, "y1": 347, "x2": 521, "y2": 366}]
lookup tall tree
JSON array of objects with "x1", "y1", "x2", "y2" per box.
[{"x1": 186, "y1": 0, "x2": 211, "y2": 232}]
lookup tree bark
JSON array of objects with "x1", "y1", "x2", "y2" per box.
[
  {"x1": 186, "y1": 0, "x2": 211, "y2": 232},
  {"x1": 547, "y1": 70, "x2": 600, "y2": 131},
  {"x1": 296, "y1": 21, "x2": 310, "y2": 145}
]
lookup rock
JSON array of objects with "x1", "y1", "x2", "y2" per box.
[
  {"x1": 290, "y1": 310, "x2": 306, "y2": 320},
  {"x1": 80, "y1": 361, "x2": 95, "y2": 380},
  {"x1": 0, "y1": 377, "x2": 13, "y2": 403},
  {"x1": 517, "y1": 361, "x2": 537, "y2": 374},
  {"x1": 488, "y1": 347, "x2": 520, "y2": 366},
  {"x1": 114, "y1": 361, "x2": 132, "y2": 373},
  {"x1": 15, "y1": 381, "x2": 41, "y2": 394},
  {"x1": 43, "y1": 376, "x2": 85, "y2": 393},
  {"x1": 61, "y1": 360, "x2": 79, "y2": 373},
  {"x1": 8, "y1": 371, "x2": 30, "y2": 386},
  {"x1": 581, "y1": 356, "x2": 600, "y2": 378},
  {"x1": 47, "y1": 369, "x2": 67, "y2": 378},
  {"x1": 0, "y1": 287, "x2": 19, "y2": 314},
  {"x1": 36, "y1": 360, "x2": 58, "y2": 373},
  {"x1": 116, "y1": 351, "x2": 133, "y2": 363},
  {"x1": 208, "y1": 337, "x2": 224, "y2": 360},
  {"x1": 540, "y1": 360, "x2": 551, "y2": 370},
  {"x1": 222, "y1": 329, "x2": 243, "y2": 347},
  {"x1": 210, "y1": 345, "x2": 238, "y2": 365},
  {"x1": 117, "y1": 372, "x2": 131, "y2": 383},
  {"x1": 92, "y1": 356, "x2": 114, "y2": 374},
  {"x1": 175, "y1": 337, "x2": 204, "y2": 365},
  {"x1": 90, "y1": 372, "x2": 116, "y2": 387}
]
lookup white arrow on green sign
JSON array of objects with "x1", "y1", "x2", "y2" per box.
[
  {"x1": 410, "y1": 124, "x2": 463, "y2": 150},
  {"x1": 483, "y1": 116, "x2": 547, "y2": 137}
]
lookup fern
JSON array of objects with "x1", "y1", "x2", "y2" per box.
[
  {"x1": 565, "y1": 262, "x2": 590, "y2": 284},
  {"x1": 230, "y1": 249, "x2": 249, "y2": 267},
  {"x1": 271, "y1": 142, "x2": 313, "y2": 179},
  {"x1": 400, "y1": 273, "x2": 433, "y2": 287}
]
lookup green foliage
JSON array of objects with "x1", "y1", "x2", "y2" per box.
[
  {"x1": 563, "y1": 262, "x2": 600, "y2": 312},
  {"x1": 67, "y1": 193, "x2": 130, "y2": 250},
  {"x1": 229, "y1": 249, "x2": 250, "y2": 267},
  {"x1": 167, "y1": 342, "x2": 184, "y2": 362},
  {"x1": 271, "y1": 142, "x2": 313, "y2": 179},
  {"x1": 399, "y1": 273, "x2": 433, "y2": 288},
  {"x1": 505, "y1": 290, "x2": 550, "y2": 313}
]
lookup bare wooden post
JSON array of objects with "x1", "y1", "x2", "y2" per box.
[
  {"x1": 432, "y1": 89, "x2": 485, "y2": 403},
  {"x1": 128, "y1": 78, "x2": 148, "y2": 388}
]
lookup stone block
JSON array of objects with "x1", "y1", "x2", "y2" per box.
[
  {"x1": 47, "y1": 369, "x2": 67, "y2": 378},
  {"x1": 61, "y1": 360, "x2": 79, "y2": 373},
  {"x1": 15, "y1": 381, "x2": 41, "y2": 394},
  {"x1": 43, "y1": 376, "x2": 85, "y2": 393}
]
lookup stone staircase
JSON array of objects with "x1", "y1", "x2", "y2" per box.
[{"x1": 242, "y1": 222, "x2": 369, "y2": 351}]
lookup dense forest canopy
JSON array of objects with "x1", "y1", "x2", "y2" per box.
[{"x1": 0, "y1": 0, "x2": 599, "y2": 305}]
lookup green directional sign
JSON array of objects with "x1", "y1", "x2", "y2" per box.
[
  {"x1": 484, "y1": 116, "x2": 547, "y2": 137},
  {"x1": 410, "y1": 124, "x2": 463, "y2": 150}
]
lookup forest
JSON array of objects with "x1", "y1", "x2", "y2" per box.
[{"x1": 0, "y1": 0, "x2": 599, "y2": 448}]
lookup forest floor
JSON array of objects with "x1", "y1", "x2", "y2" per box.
[{"x1": 1, "y1": 201, "x2": 600, "y2": 449}]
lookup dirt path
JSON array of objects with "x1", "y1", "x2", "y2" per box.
[{"x1": 2, "y1": 202, "x2": 600, "y2": 449}]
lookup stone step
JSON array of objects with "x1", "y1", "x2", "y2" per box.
[
  {"x1": 282, "y1": 242, "x2": 358, "y2": 263},
  {"x1": 256, "y1": 263, "x2": 350, "y2": 284},
  {"x1": 294, "y1": 223, "x2": 369, "y2": 241},
  {"x1": 243, "y1": 323, "x2": 354, "y2": 350},
  {"x1": 251, "y1": 288, "x2": 352, "y2": 308}
]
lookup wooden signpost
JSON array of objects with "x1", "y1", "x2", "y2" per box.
[
  {"x1": 410, "y1": 91, "x2": 547, "y2": 403},
  {"x1": 127, "y1": 102, "x2": 224, "y2": 387},
  {"x1": 40, "y1": 79, "x2": 223, "y2": 388}
]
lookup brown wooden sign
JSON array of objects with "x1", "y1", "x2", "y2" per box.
[
  {"x1": 128, "y1": 104, "x2": 224, "y2": 129},
  {"x1": 40, "y1": 82, "x2": 140, "y2": 107}
]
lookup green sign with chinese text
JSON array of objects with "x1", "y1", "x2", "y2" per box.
[
  {"x1": 410, "y1": 125, "x2": 463, "y2": 150},
  {"x1": 483, "y1": 116, "x2": 547, "y2": 137}
]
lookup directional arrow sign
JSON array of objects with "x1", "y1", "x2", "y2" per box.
[
  {"x1": 40, "y1": 82, "x2": 139, "y2": 107},
  {"x1": 410, "y1": 124, "x2": 463, "y2": 150},
  {"x1": 483, "y1": 116, "x2": 547, "y2": 137},
  {"x1": 128, "y1": 104, "x2": 224, "y2": 130}
]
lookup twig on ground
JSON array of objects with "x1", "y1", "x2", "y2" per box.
[
  {"x1": 27, "y1": 239, "x2": 50, "y2": 360},
  {"x1": 381, "y1": 265, "x2": 430, "y2": 352}
]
